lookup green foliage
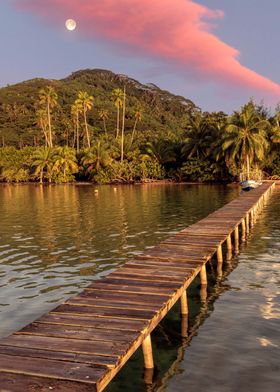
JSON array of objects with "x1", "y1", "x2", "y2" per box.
[{"x1": 179, "y1": 158, "x2": 217, "y2": 182}]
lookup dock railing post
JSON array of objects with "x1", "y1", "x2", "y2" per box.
[{"x1": 142, "y1": 335, "x2": 154, "y2": 369}]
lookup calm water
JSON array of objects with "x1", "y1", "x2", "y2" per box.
[{"x1": 0, "y1": 184, "x2": 279, "y2": 391}]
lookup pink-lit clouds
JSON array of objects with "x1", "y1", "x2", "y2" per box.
[{"x1": 16, "y1": 0, "x2": 280, "y2": 97}]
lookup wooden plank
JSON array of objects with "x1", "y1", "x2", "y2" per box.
[
  {"x1": 87, "y1": 281, "x2": 174, "y2": 295},
  {"x1": 81, "y1": 289, "x2": 170, "y2": 304},
  {"x1": 0, "y1": 353, "x2": 107, "y2": 384},
  {"x1": 18, "y1": 323, "x2": 139, "y2": 343},
  {"x1": 66, "y1": 298, "x2": 160, "y2": 312},
  {"x1": 0, "y1": 345, "x2": 117, "y2": 367},
  {"x1": 0, "y1": 373, "x2": 95, "y2": 392},
  {"x1": 52, "y1": 304, "x2": 156, "y2": 320},
  {"x1": 36, "y1": 313, "x2": 146, "y2": 332},
  {"x1": 0, "y1": 335, "x2": 126, "y2": 357}
]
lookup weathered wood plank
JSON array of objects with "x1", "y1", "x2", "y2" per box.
[{"x1": 0, "y1": 353, "x2": 107, "y2": 383}]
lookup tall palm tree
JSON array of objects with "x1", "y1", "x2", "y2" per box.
[
  {"x1": 112, "y1": 88, "x2": 123, "y2": 138},
  {"x1": 39, "y1": 86, "x2": 58, "y2": 148},
  {"x1": 76, "y1": 91, "x2": 94, "y2": 149},
  {"x1": 222, "y1": 102, "x2": 270, "y2": 180},
  {"x1": 120, "y1": 86, "x2": 126, "y2": 163},
  {"x1": 98, "y1": 109, "x2": 109, "y2": 139},
  {"x1": 71, "y1": 101, "x2": 83, "y2": 152},
  {"x1": 130, "y1": 108, "x2": 143, "y2": 147},
  {"x1": 53, "y1": 147, "x2": 78, "y2": 181},
  {"x1": 32, "y1": 147, "x2": 55, "y2": 183},
  {"x1": 36, "y1": 109, "x2": 49, "y2": 146}
]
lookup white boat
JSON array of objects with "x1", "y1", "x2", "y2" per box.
[{"x1": 240, "y1": 180, "x2": 262, "y2": 191}]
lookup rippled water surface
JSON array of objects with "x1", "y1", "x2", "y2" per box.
[{"x1": 0, "y1": 184, "x2": 279, "y2": 392}]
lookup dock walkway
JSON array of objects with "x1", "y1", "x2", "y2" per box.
[{"x1": 0, "y1": 183, "x2": 275, "y2": 392}]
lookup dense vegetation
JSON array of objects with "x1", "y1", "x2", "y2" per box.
[{"x1": 0, "y1": 69, "x2": 279, "y2": 184}]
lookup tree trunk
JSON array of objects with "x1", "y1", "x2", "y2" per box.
[
  {"x1": 103, "y1": 119, "x2": 108, "y2": 140},
  {"x1": 76, "y1": 113, "x2": 80, "y2": 152},
  {"x1": 84, "y1": 106, "x2": 90, "y2": 148},
  {"x1": 121, "y1": 87, "x2": 126, "y2": 163},
  {"x1": 47, "y1": 99, "x2": 53, "y2": 148},
  {"x1": 246, "y1": 154, "x2": 250, "y2": 180},
  {"x1": 116, "y1": 106, "x2": 120, "y2": 138},
  {"x1": 130, "y1": 119, "x2": 138, "y2": 147},
  {"x1": 40, "y1": 170, "x2": 43, "y2": 184}
]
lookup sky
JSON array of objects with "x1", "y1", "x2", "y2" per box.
[{"x1": 1, "y1": 0, "x2": 280, "y2": 113}]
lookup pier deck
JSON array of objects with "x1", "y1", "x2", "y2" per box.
[{"x1": 0, "y1": 183, "x2": 275, "y2": 392}]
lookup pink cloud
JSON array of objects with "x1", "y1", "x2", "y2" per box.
[{"x1": 16, "y1": 0, "x2": 280, "y2": 96}]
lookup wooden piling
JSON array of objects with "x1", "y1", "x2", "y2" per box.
[
  {"x1": 142, "y1": 335, "x2": 154, "y2": 369},
  {"x1": 181, "y1": 291, "x2": 188, "y2": 316},
  {"x1": 200, "y1": 264, "x2": 207, "y2": 285},
  {"x1": 241, "y1": 218, "x2": 246, "y2": 241},
  {"x1": 226, "y1": 235, "x2": 233, "y2": 260},
  {"x1": 234, "y1": 226, "x2": 239, "y2": 253}
]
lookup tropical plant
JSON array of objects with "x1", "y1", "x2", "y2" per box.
[
  {"x1": 32, "y1": 147, "x2": 56, "y2": 183},
  {"x1": 98, "y1": 110, "x2": 109, "y2": 139},
  {"x1": 71, "y1": 101, "x2": 83, "y2": 152},
  {"x1": 53, "y1": 147, "x2": 78, "y2": 182},
  {"x1": 130, "y1": 107, "x2": 143, "y2": 147},
  {"x1": 222, "y1": 102, "x2": 270, "y2": 179},
  {"x1": 39, "y1": 86, "x2": 58, "y2": 148},
  {"x1": 75, "y1": 91, "x2": 94, "y2": 148},
  {"x1": 112, "y1": 88, "x2": 123, "y2": 138}
]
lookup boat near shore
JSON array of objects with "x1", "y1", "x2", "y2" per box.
[{"x1": 240, "y1": 179, "x2": 262, "y2": 191}]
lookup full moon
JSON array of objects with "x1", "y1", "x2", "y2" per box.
[{"x1": 65, "y1": 19, "x2": 77, "y2": 31}]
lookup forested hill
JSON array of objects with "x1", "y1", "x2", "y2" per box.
[{"x1": 0, "y1": 69, "x2": 198, "y2": 146}]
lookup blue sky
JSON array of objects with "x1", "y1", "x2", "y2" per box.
[{"x1": 1, "y1": 0, "x2": 280, "y2": 113}]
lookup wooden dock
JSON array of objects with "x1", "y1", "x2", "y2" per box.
[{"x1": 0, "y1": 183, "x2": 275, "y2": 392}]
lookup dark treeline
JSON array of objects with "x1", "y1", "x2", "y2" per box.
[{"x1": 0, "y1": 69, "x2": 279, "y2": 184}]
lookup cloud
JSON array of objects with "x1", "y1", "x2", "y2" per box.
[{"x1": 15, "y1": 0, "x2": 280, "y2": 96}]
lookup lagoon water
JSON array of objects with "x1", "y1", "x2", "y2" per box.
[{"x1": 0, "y1": 184, "x2": 279, "y2": 391}]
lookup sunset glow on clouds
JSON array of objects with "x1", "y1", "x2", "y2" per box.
[{"x1": 16, "y1": 0, "x2": 280, "y2": 97}]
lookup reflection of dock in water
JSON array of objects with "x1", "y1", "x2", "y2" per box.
[{"x1": 0, "y1": 183, "x2": 275, "y2": 392}]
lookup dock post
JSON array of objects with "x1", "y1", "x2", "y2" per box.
[
  {"x1": 200, "y1": 264, "x2": 207, "y2": 285},
  {"x1": 226, "y1": 235, "x2": 232, "y2": 260},
  {"x1": 217, "y1": 245, "x2": 223, "y2": 277},
  {"x1": 181, "y1": 291, "x2": 188, "y2": 316},
  {"x1": 142, "y1": 335, "x2": 154, "y2": 369},
  {"x1": 250, "y1": 210, "x2": 254, "y2": 227},
  {"x1": 246, "y1": 213, "x2": 250, "y2": 235},
  {"x1": 234, "y1": 226, "x2": 239, "y2": 253},
  {"x1": 241, "y1": 218, "x2": 246, "y2": 241}
]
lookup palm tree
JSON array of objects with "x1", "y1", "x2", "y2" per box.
[
  {"x1": 76, "y1": 91, "x2": 94, "y2": 149},
  {"x1": 39, "y1": 86, "x2": 58, "y2": 148},
  {"x1": 32, "y1": 147, "x2": 55, "y2": 183},
  {"x1": 98, "y1": 109, "x2": 109, "y2": 139},
  {"x1": 130, "y1": 107, "x2": 143, "y2": 147},
  {"x1": 36, "y1": 109, "x2": 49, "y2": 146},
  {"x1": 71, "y1": 101, "x2": 83, "y2": 152},
  {"x1": 81, "y1": 140, "x2": 112, "y2": 176},
  {"x1": 112, "y1": 88, "x2": 123, "y2": 138},
  {"x1": 182, "y1": 113, "x2": 213, "y2": 159},
  {"x1": 53, "y1": 147, "x2": 78, "y2": 181},
  {"x1": 120, "y1": 86, "x2": 126, "y2": 163},
  {"x1": 222, "y1": 102, "x2": 270, "y2": 180}
]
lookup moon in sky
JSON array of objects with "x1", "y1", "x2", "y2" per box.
[{"x1": 65, "y1": 19, "x2": 77, "y2": 31}]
